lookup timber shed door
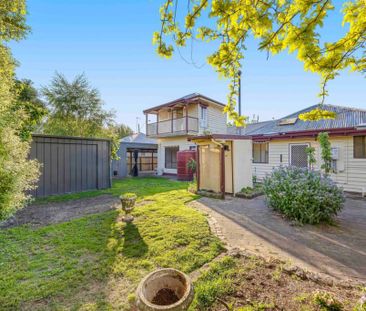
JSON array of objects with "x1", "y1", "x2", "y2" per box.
[{"x1": 199, "y1": 144, "x2": 221, "y2": 192}]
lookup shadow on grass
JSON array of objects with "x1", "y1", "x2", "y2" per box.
[{"x1": 122, "y1": 222, "x2": 148, "y2": 258}]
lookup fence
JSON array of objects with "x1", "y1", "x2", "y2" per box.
[
  {"x1": 29, "y1": 134, "x2": 111, "y2": 197},
  {"x1": 126, "y1": 150, "x2": 158, "y2": 173}
]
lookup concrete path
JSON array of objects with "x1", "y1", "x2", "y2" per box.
[{"x1": 192, "y1": 196, "x2": 366, "y2": 282}]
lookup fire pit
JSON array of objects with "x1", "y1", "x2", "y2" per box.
[{"x1": 136, "y1": 268, "x2": 194, "y2": 311}]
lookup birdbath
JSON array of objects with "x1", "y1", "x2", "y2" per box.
[
  {"x1": 136, "y1": 268, "x2": 194, "y2": 311},
  {"x1": 120, "y1": 193, "x2": 137, "y2": 222}
]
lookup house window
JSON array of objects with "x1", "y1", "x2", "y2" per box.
[
  {"x1": 354, "y1": 136, "x2": 366, "y2": 158},
  {"x1": 253, "y1": 142, "x2": 269, "y2": 163},
  {"x1": 290, "y1": 144, "x2": 309, "y2": 167},
  {"x1": 200, "y1": 106, "x2": 208, "y2": 128},
  {"x1": 165, "y1": 146, "x2": 179, "y2": 169},
  {"x1": 173, "y1": 108, "x2": 184, "y2": 119}
]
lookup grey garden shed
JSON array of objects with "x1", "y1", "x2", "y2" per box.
[
  {"x1": 112, "y1": 133, "x2": 157, "y2": 178},
  {"x1": 29, "y1": 134, "x2": 111, "y2": 197}
]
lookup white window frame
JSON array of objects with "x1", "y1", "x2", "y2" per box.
[
  {"x1": 200, "y1": 106, "x2": 208, "y2": 128},
  {"x1": 289, "y1": 143, "x2": 310, "y2": 168}
]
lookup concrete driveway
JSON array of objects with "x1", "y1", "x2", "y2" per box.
[{"x1": 193, "y1": 195, "x2": 366, "y2": 282}]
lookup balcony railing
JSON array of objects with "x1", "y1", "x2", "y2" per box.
[{"x1": 147, "y1": 116, "x2": 198, "y2": 136}]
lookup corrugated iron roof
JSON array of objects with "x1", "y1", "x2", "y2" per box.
[
  {"x1": 241, "y1": 104, "x2": 366, "y2": 136},
  {"x1": 143, "y1": 93, "x2": 225, "y2": 113},
  {"x1": 121, "y1": 133, "x2": 157, "y2": 144}
]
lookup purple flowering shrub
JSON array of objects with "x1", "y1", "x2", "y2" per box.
[{"x1": 263, "y1": 166, "x2": 345, "y2": 224}]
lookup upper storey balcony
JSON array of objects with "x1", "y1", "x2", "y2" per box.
[{"x1": 144, "y1": 93, "x2": 227, "y2": 138}]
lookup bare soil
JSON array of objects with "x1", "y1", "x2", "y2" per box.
[
  {"x1": 152, "y1": 288, "x2": 179, "y2": 306},
  {"x1": 0, "y1": 196, "x2": 158, "y2": 229},
  {"x1": 214, "y1": 253, "x2": 364, "y2": 311},
  {"x1": 0, "y1": 195, "x2": 119, "y2": 229}
]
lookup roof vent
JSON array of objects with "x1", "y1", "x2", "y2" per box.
[{"x1": 278, "y1": 117, "x2": 297, "y2": 126}]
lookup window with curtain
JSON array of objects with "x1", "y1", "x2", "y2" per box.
[
  {"x1": 165, "y1": 146, "x2": 179, "y2": 169},
  {"x1": 354, "y1": 136, "x2": 366, "y2": 158},
  {"x1": 253, "y1": 142, "x2": 269, "y2": 163}
]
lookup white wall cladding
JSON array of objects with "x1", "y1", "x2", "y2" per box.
[
  {"x1": 252, "y1": 136, "x2": 366, "y2": 195},
  {"x1": 204, "y1": 104, "x2": 227, "y2": 134}
]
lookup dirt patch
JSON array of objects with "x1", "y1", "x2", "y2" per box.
[
  {"x1": 0, "y1": 197, "x2": 158, "y2": 229},
  {"x1": 213, "y1": 251, "x2": 364, "y2": 311},
  {"x1": 0, "y1": 195, "x2": 119, "y2": 229},
  {"x1": 152, "y1": 288, "x2": 179, "y2": 306}
]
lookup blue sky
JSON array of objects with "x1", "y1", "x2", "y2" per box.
[{"x1": 9, "y1": 0, "x2": 365, "y2": 131}]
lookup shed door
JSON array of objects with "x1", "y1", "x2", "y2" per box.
[
  {"x1": 38, "y1": 141, "x2": 98, "y2": 196},
  {"x1": 199, "y1": 145, "x2": 221, "y2": 192},
  {"x1": 224, "y1": 142, "x2": 233, "y2": 194},
  {"x1": 290, "y1": 144, "x2": 309, "y2": 168}
]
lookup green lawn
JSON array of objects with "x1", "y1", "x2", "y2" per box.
[
  {"x1": 34, "y1": 177, "x2": 188, "y2": 204},
  {"x1": 0, "y1": 177, "x2": 223, "y2": 310}
]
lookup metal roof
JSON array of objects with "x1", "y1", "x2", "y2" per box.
[
  {"x1": 121, "y1": 133, "x2": 157, "y2": 145},
  {"x1": 143, "y1": 93, "x2": 225, "y2": 113},
  {"x1": 241, "y1": 104, "x2": 366, "y2": 136}
]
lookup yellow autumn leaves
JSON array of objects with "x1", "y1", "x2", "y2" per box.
[{"x1": 154, "y1": 0, "x2": 365, "y2": 125}]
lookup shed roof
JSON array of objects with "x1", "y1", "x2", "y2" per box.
[{"x1": 121, "y1": 133, "x2": 157, "y2": 145}]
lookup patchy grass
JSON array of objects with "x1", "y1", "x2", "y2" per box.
[
  {"x1": 190, "y1": 255, "x2": 363, "y2": 311},
  {"x1": 33, "y1": 176, "x2": 188, "y2": 204},
  {"x1": 189, "y1": 256, "x2": 237, "y2": 310},
  {"x1": 0, "y1": 177, "x2": 223, "y2": 310}
]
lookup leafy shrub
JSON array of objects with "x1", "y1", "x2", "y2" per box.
[
  {"x1": 0, "y1": 129, "x2": 40, "y2": 221},
  {"x1": 0, "y1": 9, "x2": 41, "y2": 222},
  {"x1": 187, "y1": 158, "x2": 197, "y2": 174},
  {"x1": 263, "y1": 166, "x2": 345, "y2": 224}
]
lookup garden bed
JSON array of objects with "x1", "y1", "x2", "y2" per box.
[
  {"x1": 235, "y1": 184, "x2": 264, "y2": 199},
  {"x1": 197, "y1": 189, "x2": 224, "y2": 199},
  {"x1": 191, "y1": 251, "x2": 366, "y2": 311}
]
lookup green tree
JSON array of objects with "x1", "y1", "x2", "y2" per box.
[
  {"x1": 0, "y1": 1, "x2": 40, "y2": 220},
  {"x1": 41, "y1": 72, "x2": 119, "y2": 157},
  {"x1": 13, "y1": 79, "x2": 48, "y2": 140},
  {"x1": 154, "y1": 0, "x2": 365, "y2": 125},
  {"x1": 113, "y1": 123, "x2": 134, "y2": 139}
]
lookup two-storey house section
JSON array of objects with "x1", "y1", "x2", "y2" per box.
[{"x1": 144, "y1": 93, "x2": 227, "y2": 175}]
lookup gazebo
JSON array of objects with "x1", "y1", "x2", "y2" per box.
[{"x1": 112, "y1": 133, "x2": 158, "y2": 178}]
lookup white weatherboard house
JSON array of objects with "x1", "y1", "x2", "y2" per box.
[
  {"x1": 144, "y1": 93, "x2": 227, "y2": 175},
  {"x1": 144, "y1": 95, "x2": 366, "y2": 196},
  {"x1": 241, "y1": 104, "x2": 366, "y2": 195}
]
